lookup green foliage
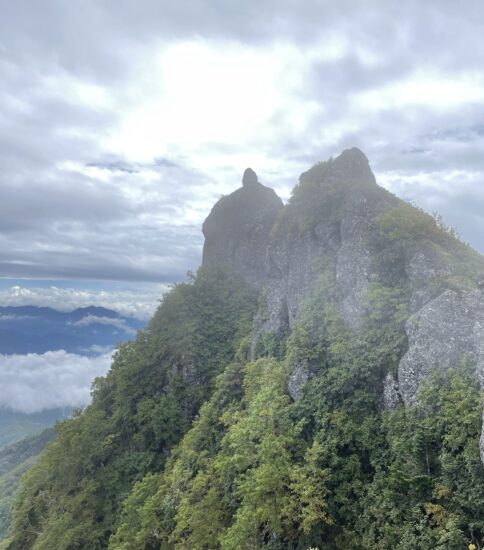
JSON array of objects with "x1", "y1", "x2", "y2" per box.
[
  {"x1": 0, "y1": 429, "x2": 55, "y2": 541},
  {"x1": 110, "y1": 282, "x2": 484, "y2": 550},
  {"x1": 6, "y1": 266, "x2": 257, "y2": 549},
  {"x1": 375, "y1": 203, "x2": 484, "y2": 281},
  {"x1": 112, "y1": 359, "x2": 333, "y2": 550},
  {"x1": 8, "y1": 256, "x2": 484, "y2": 550},
  {"x1": 359, "y1": 362, "x2": 484, "y2": 549},
  {"x1": 110, "y1": 265, "x2": 414, "y2": 550},
  {"x1": 377, "y1": 203, "x2": 450, "y2": 248},
  {"x1": 6, "y1": 193, "x2": 484, "y2": 550}
]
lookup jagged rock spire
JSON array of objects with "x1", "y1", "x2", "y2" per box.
[{"x1": 242, "y1": 168, "x2": 258, "y2": 187}]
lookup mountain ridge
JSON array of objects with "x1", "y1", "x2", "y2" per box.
[
  {"x1": 0, "y1": 305, "x2": 145, "y2": 356},
  {"x1": 204, "y1": 148, "x2": 484, "y2": 412},
  {"x1": 4, "y1": 149, "x2": 484, "y2": 549}
]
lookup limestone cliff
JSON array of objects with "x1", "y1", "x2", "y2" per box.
[{"x1": 202, "y1": 148, "x2": 484, "y2": 459}]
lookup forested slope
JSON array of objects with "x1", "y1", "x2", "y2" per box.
[
  {"x1": 0, "y1": 429, "x2": 55, "y2": 541},
  {"x1": 3, "y1": 267, "x2": 256, "y2": 549},
  {"x1": 5, "y1": 149, "x2": 484, "y2": 549}
]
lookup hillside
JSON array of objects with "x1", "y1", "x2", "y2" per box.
[
  {"x1": 4, "y1": 149, "x2": 484, "y2": 549},
  {"x1": 0, "y1": 430, "x2": 55, "y2": 541}
]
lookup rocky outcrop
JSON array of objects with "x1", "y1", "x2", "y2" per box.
[
  {"x1": 288, "y1": 362, "x2": 311, "y2": 402},
  {"x1": 334, "y1": 188, "x2": 374, "y2": 327},
  {"x1": 397, "y1": 285, "x2": 484, "y2": 461},
  {"x1": 202, "y1": 149, "x2": 403, "y2": 392},
  {"x1": 398, "y1": 289, "x2": 484, "y2": 404},
  {"x1": 252, "y1": 148, "x2": 399, "y2": 352},
  {"x1": 201, "y1": 149, "x2": 484, "y2": 447},
  {"x1": 202, "y1": 168, "x2": 283, "y2": 288},
  {"x1": 405, "y1": 243, "x2": 453, "y2": 312},
  {"x1": 382, "y1": 373, "x2": 401, "y2": 410}
]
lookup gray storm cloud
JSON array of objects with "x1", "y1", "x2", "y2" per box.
[{"x1": 0, "y1": 350, "x2": 113, "y2": 413}]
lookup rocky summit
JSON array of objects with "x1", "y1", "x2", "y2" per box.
[
  {"x1": 5, "y1": 148, "x2": 484, "y2": 550},
  {"x1": 203, "y1": 148, "x2": 484, "y2": 448}
]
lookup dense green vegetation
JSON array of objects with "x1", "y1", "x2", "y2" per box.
[
  {"x1": 3, "y1": 266, "x2": 257, "y2": 549},
  {"x1": 4, "y1": 173, "x2": 484, "y2": 549},
  {"x1": 0, "y1": 430, "x2": 55, "y2": 541},
  {"x1": 107, "y1": 268, "x2": 484, "y2": 549},
  {"x1": 359, "y1": 362, "x2": 484, "y2": 549}
]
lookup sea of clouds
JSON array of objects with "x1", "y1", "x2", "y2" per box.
[
  {"x1": 0, "y1": 350, "x2": 113, "y2": 414},
  {"x1": 0, "y1": 284, "x2": 168, "y2": 320}
]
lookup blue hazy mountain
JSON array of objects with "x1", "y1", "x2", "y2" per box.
[{"x1": 0, "y1": 306, "x2": 145, "y2": 356}]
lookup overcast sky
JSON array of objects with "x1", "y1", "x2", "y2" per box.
[{"x1": 2, "y1": 0, "x2": 484, "y2": 311}]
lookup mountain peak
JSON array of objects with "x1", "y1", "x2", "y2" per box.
[
  {"x1": 337, "y1": 146, "x2": 368, "y2": 160},
  {"x1": 300, "y1": 146, "x2": 376, "y2": 187},
  {"x1": 9, "y1": 149, "x2": 484, "y2": 550},
  {"x1": 332, "y1": 147, "x2": 373, "y2": 179}
]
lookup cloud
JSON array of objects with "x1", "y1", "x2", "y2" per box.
[
  {"x1": 0, "y1": 314, "x2": 34, "y2": 321},
  {"x1": 1, "y1": 0, "x2": 484, "y2": 288},
  {"x1": 0, "y1": 350, "x2": 113, "y2": 413},
  {"x1": 72, "y1": 314, "x2": 136, "y2": 336},
  {"x1": 378, "y1": 168, "x2": 484, "y2": 251},
  {"x1": 0, "y1": 285, "x2": 167, "y2": 320}
]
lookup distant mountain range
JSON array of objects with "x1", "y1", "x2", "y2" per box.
[{"x1": 0, "y1": 305, "x2": 145, "y2": 356}]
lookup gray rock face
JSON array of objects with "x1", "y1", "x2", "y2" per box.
[
  {"x1": 202, "y1": 149, "x2": 401, "y2": 395},
  {"x1": 252, "y1": 148, "x2": 398, "y2": 354},
  {"x1": 405, "y1": 244, "x2": 452, "y2": 312},
  {"x1": 201, "y1": 149, "x2": 484, "y2": 444},
  {"x1": 397, "y1": 286, "x2": 484, "y2": 461},
  {"x1": 335, "y1": 190, "x2": 374, "y2": 327},
  {"x1": 382, "y1": 373, "x2": 401, "y2": 410},
  {"x1": 407, "y1": 245, "x2": 451, "y2": 282},
  {"x1": 288, "y1": 362, "x2": 311, "y2": 401},
  {"x1": 398, "y1": 289, "x2": 484, "y2": 404},
  {"x1": 202, "y1": 169, "x2": 283, "y2": 288}
]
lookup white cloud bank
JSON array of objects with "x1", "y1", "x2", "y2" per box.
[
  {"x1": 0, "y1": 284, "x2": 168, "y2": 320},
  {"x1": 0, "y1": 350, "x2": 113, "y2": 413},
  {"x1": 72, "y1": 314, "x2": 136, "y2": 335}
]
